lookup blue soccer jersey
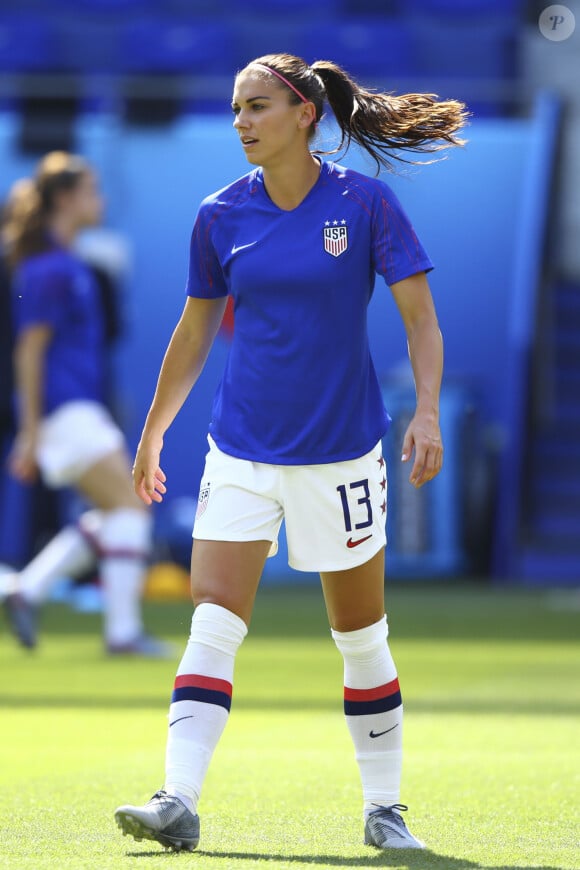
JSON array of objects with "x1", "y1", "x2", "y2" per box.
[
  {"x1": 187, "y1": 160, "x2": 433, "y2": 465},
  {"x1": 13, "y1": 247, "x2": 106, "y2": 414}
]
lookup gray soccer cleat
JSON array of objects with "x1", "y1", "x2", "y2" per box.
[
  {"x1": 114, "y1": 790, "x2": 200, "y2": 852},
  {"x1": 3, "y1": 593, "x2": 38, "y2": 649},
  {"x1": 364, "y1": 803, "x2": 425, "y2": 850}
]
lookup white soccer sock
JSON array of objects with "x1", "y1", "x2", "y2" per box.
[
  {"x1": 165, "y1": 602, "x2": 248, "y2": 813},
  {"x1": 332, "y1": 615, "x2": 403, "y2": 817},
  {"x1": 98, "y1": 508, "x2": 151, "y2": 646},
  {"x1": 19, "y1": 511, "x2": 102, "y2": 604}
]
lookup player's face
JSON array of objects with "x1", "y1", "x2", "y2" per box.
[
  {"x1": 67, "y1": 171, "x2": 104, "y2": 229},
  {"x1": 232, "y1": 71, "x2": 309, "y2": 168}
]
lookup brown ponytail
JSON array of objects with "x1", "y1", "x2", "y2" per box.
[
  {"x1": 2, "y1": 179, "x2": 44, "y2": 269},
  {"x1": 3, "y1": 151, "x2": 89, "y2": 268},
  {"x1": 244, "y1": 54, "x2": 469, "y2": 174}
]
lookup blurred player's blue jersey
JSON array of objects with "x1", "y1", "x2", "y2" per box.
[
  {"x1": 187, "y1": 160, "x2": 433, "y2": 465},
  {"x1": 13, "y1": 246, "x2": 105, "y2": 414}
]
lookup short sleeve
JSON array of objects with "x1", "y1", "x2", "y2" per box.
[
  {"x1": 371, "y1": 183, "x2": 434, "y2": 286},
  {"x1": 13, "y1": 261, "x2": 69, "y2": 333},
  {"x1": 186, "y1": 201, "x2": 228, "y2": 299}
]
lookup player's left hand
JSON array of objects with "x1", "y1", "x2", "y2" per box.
[{"x1": 401, "y1": 412, "x2": 443, "y2": 488}]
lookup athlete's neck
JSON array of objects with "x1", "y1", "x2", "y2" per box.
[
  {"x1": 262, "y1": 155, "x2": 321, "y2": 212},
  {"x1": 47, "y1": 214, "x2": 79, "y2": 249}
]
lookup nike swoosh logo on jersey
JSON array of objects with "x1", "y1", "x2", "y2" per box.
[
  {"x1": 369, "y1": 724, "x2": 399, "y2": 738},
  {"x1": 346, "y1": 534, "x2": 373, "y2": 548},
  {"x1": 231, "y1": 241, "x2": 257, "y2": 255}
]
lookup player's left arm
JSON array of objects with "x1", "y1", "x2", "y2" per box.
[{"x1": 390, "y1": 270, "x2": 443, "y2": 488}]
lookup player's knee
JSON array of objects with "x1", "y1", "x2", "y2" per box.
[
  {"x1": 332, "y1": 614, "x2": 389, "y2": 657},
  {"x1": 99, "y1": 508, "x2": 153, "y2": 559}
]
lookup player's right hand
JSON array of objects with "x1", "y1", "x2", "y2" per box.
[{"x1": 8, "y1": 430, "x2": 39, "y2": 484}]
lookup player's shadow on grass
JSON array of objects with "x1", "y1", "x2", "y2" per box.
[{"x1": 127, "y1": 848, "x2": 565, "y2": 869}]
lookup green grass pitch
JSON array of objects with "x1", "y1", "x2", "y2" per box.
[{"x1": 1, "y1": 581, "x2": 579, "y2": 869}]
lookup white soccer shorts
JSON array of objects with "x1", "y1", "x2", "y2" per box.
[
  {"x1": 192, "y1": 435, "x2": 388, "y2": 572},
  {"x1": 36, "y1": 400, "x2": 125, "y2": 488}
]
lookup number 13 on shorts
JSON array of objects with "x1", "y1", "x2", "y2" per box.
[
  {"x1": 337, "y1": 479, "x2": 373, "y2": 532},
  {"x1": 333, "y1": 443, "x2": 387, "y2": 554}
]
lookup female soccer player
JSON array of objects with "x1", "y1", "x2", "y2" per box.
[
  {"x1": 2, "y1": 152, "x2": 171, "y2": 657},
  {"x1": 115, "y1": 54, "x2": 467, "y2": 850}
]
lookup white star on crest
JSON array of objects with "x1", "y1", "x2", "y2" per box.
[{"x1": 332, "y1": 220, "x2": 338, "y2": 225}]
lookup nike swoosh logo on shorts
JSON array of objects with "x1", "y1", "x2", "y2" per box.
[
  {"x1": 346, "y1": 534, "x2": 373, "y2": 548},
  {"x1": 231, "y1": 241, "x2": 257, "y2": 254},
  {"x1": 369, "y1": 724, "x2": 399, "y2": 738}
]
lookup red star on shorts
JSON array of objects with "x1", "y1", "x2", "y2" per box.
[
  {"x1": 380, "y1": 500, "x2": 386, "y2": 515},
  {"x1": 380, "y1": 477, "x2": 386, "y2": 491},
  {"x1": 377, "y1": 456, "x2": 385, "y2": 469}
]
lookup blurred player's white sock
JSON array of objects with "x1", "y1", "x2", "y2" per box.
[
  {"x1": 18, "y1": 512, "x2": 101, "y2": 604},
  {"x1": 98, "y1": 508, "x2": 151, "y2": 646},
  {"x1": 332, "y1": 615, "x2": 403, "y2": 817},
  {"x1": 165, "y1": 603, "x2": 247, "y2": 813}
]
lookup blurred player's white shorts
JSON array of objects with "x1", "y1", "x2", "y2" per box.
[
  {"x1": 37, "y1": 400, "x2": 125, "y2": 488},
  {"x1": 192, "y1": 435, "x2": 387, "y2": 572}
]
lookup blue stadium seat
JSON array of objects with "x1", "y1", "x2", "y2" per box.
[
  {"x1": 0, "y1": 14, "x2": 57, "y2": 71},
  {"x1": 54, "y1": 0, "x2": 156, "y2": 9},
  {"x1": 409, "y1": 17, "x2": 519, "y2": 116},
  {"x1": 234, "y1": 18, "x2": 313, "y2": 70},
  {"x1": 291, "y1": 19, "x2": 416, "y2": 80},
  {"x1": 411, "y1": 18, "x2": 517, "y2": 80},
  {"x1": 222, "y1": 0, "x2": 340, "y2": 11},
  {"x1": 342, "y1": 1, "x2": 401, "y2": 13},
  {"x1": 403, "y1": 0, "x2": 523, "y2": 14},
  {"x1": 164, "y1": 0, "x2": 222, "y2": 14},
  {"x1": 118, "y1": 17, "x2": 236, "y2": 73},
  {"x1": 55, "y1": 19, "x2": 119, "y2": 73}
]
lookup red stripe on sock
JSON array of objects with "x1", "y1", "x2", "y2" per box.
[
  {"x1": 77, "y1": 526, "x2": 101, "y2": 556},
  {"x1": 344, "y1": 677, "x2": 400, "y2": 702},
  {"x1": 174, "y1": 673, "x2": 233, "y2": 696}
]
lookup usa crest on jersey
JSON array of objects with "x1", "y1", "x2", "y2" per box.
[{"x1": 323, "y1": 223, "x2": 348, "y2": 257}]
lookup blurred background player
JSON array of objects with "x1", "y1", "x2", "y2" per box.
[
  {"x1": 1, "y1": 152, "x2": 172, "y2": 657},
  {"x1": 0, "y1": 187, "x2": 126, "y2": 585},
  {"x1": 0, "y1": 181, "x2": 66, "y2": 590},
  {"x1": 114, "y1": 54, "x2": 467, "y2": 851}
]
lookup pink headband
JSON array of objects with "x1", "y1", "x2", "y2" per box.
[{"x1": 251, "y1": 63, "x2": 310, "y2": 106}]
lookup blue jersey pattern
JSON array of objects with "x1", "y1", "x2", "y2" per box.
[
  {"x1": 187, "y1": 160, "x2": 433, "y2": 465},
  {"x1": 13, "y1": 247, "x2": 105, "y2": 414}
]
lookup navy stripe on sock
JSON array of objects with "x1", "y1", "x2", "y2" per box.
[
  {"x1": 171, "y1": 686, "x2": 232, "y2": 711},
  {"x1": 344, "y1": 690, "x2": 402, "y2": 716}
]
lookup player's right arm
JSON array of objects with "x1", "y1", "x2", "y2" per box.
[
  {"x1": 133, "y1": 295, "x2": 228, "y2": 505},
  {"x1": 9, "y1": 324, "x2": 52, "y2": 483}
]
